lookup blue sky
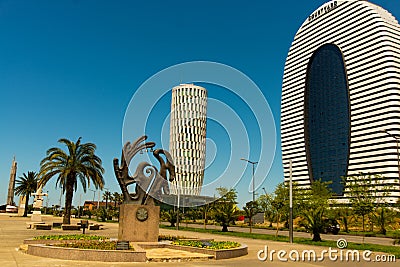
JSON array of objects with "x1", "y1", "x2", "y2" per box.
[{"x1": 0, "y1": 0, "x2": 399, "y2": 208}]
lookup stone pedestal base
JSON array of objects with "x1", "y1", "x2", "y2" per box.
[
  {"x1": 118, "y1": 204, "x2": 160, "y2": 242},
  {"x1": 18, "y1": 196, "x2": 26, "y2": 216},
  {"x1": 31, "y1": 210, "x2": 42, "y2": 222}
]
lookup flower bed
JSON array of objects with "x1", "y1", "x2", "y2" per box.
[
  {"x1": 33, "y1": 234, "x2": 107, "y2": 241},
  {"x1": 171, "y1": 240, "x2": 241, "y2": 250},
  {"x1": 53, "y1": 240, "x2": 127, "y2": 250},
  {"x1": 25, "y1": 234, "x2": 247, "y2": 261}
]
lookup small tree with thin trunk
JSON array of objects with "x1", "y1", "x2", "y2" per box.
[
  {"x1": 343, "y1": 173, "x2": 375, "y2": 233},
  {"x1": 199, "y1": 202, "x2": 214, "y2": 229},
  {"x1": 258, "y1": 193, "x2": 275, "y2": 227},
  {"x1": 243, "y1": 200, "x2": 261, "y2": 233},
  {"x1": 334, "y1": 205, "x2": 353, "y2": 233},
  {"x1": 270, "y1": 183, "x2": 289, "y2": 237}
]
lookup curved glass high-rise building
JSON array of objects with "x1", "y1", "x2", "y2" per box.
[
  {"x1": 169, "y1": 84, "x2": 207, "y2": 196},
  {"x1": 281, "y1": 0, "x2": 400, "y2": 201}
]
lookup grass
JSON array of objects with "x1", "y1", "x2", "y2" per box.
[{"x1": 160, "y1": 225, "x2": 400, "y2": 258}]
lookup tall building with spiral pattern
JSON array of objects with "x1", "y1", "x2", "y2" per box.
[
  {"x1": 169, "y1": 84, "x2": 207, "y2": 196},
  {"x1": 281, "y1": 0, "x2": 400, "y2": 201}
]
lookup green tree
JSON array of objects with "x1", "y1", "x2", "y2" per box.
[
  {"x1": 343, "y1": 173, "x2": 376, "y2": 232},
  {"x1": 334, "y1": 205, "x2": 353, "y2": 233},
  {"x1": 298, "y1": 180, "x2": 332, "y2": 242},
  {"x1": 15, "y1": 171, "x2": 38, "y2": 217},
  {"x1": 243, "y1": 200, "x2": 261, "y2": 233},
  {"x1": 97, "y1": 207, "x2": 108, "y2": 222},
  {"x1": 161, "y1": 209, "x2": 180, "y2": 227},
  {"x1": 111, "y1": 192, "x2": 123, "y2": 208},
  {"x1": 258, "y1": 193, "x2": 275, "y2": 227},
  {"x1": 370, "y1": 175, "x2": 397, "y2": 235},
  {"x1": 213, "y1": 187, "x2": 240, "y2": 232},
  {"x1": 270, "y1": 183, "x2": 289, "y2": 237},
  {"x1": 102, "y1": 190, "x2": 112, "y2": 210},
  {"x1": 38, "y1": 137, "x2": 105, "y2": 224},
  {"x1": 199, "y1": 202, "x2": 214, "y2": 229}
]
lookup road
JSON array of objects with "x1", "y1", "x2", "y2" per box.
[{"x1": 167, "y1": 221, "x2": 397, "y2": 246}]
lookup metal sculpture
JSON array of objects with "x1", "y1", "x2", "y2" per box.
[{"x1": 113, "y1": 136, "x2": 175, "y2": 205}]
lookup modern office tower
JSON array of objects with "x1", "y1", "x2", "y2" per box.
[
  {"x1": 281, "y1": 0, "x2": 400, "y2": 201},
  {"x1": 169, "y1": 84, "x2": 207, "y2": 196}
]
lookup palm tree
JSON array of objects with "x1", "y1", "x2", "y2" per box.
[
  {"x1": 112, "y1": 192, "x2": 123, "y2": 207},
  {"x1": 15, "y1": 171, "x2": 38, "y2": 217},
  {"x1": 38, "y1": 137, "x2": 105, "y2": 224},
  {"x1": 213, "y1": 187, "x2": 240, "y2": 232},
  {"x1": 103, "y1": 190, "x2": 112, "y2": 209}
]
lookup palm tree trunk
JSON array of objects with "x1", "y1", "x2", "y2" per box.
[
  {"x1": 63, "y1": 177, "x2": 74, "y2": 224},
  {"x1": 312, "y1": 231, "x2": 322, "y2": 242},
  {"x1": 23, "y1": 195, "x2": 29, "y2": 217}
]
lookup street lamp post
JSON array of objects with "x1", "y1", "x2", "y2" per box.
[
  {"x1": 241, "y1": 158, "x2": 258, "y2": 202},
  {"x1": 89, "y1": 189, "x2": 95, "y2": 202},
  {"x1": 382, "y1": 129, "x2": 400, "y2": 179},
  {"x1": 262, "y1": 187, "x2": 267, "y2": 195}
]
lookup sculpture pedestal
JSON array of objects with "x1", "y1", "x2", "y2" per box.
[
  {"x1": 31, "y1": 210, "x2": 42, "y2": 222},
  {"x1": 18, "y1": 196, "x2": 26, "y2": 216},
  {"x1": 118, "y1": 204, "x2": 160, "y2": 242}
]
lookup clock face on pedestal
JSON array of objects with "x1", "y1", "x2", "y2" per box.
[{"x1": 136, "y1": 207, "x2": 148, "y2": 222}]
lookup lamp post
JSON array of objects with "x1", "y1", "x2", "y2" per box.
[
  {"x1": 262, "y1": 187, "x2": 267, "y2": 195},
  {"x1": 382, "y1": 129, "x2": 400, "y2": 179},
  {"x1": 241, "y1": 158, "x2": 258, "y2": 202},
  {"x1": 89, "y1": 189, "x2": 95, "y2": 202}
]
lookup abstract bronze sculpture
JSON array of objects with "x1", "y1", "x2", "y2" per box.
[{"x1": 113, "y1": 135, "x2": 175, "y2": 206}]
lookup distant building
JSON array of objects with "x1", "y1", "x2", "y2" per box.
[
  {"x1": 169, "y1": 84, "x2": 207, "y2": 196},
  {"x1": 281, "y1": 0, "x2": 400, "y2": 201},
  {"x1": 83, "y1": 201, "x2": 119, "y2": 211}
]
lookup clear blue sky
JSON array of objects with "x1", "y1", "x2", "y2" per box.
[{"x1": 1, "y1": 0, "x2": 399, "y2": 208}]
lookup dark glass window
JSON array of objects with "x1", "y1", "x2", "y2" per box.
[{"x1": 304, "y1": 44, "x2": 350, "y2": 196}]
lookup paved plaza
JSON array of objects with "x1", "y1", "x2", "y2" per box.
[{"x1": 0, "y1": 214, "x2": 398, "y2": 267}]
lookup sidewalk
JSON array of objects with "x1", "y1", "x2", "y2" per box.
[{"x1": 0, "y1": 214, "x2": 397, "y2": 267}]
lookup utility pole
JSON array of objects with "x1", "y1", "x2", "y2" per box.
[{"x1": 241, "y1": 158, "x2": 258, "y2": 202}]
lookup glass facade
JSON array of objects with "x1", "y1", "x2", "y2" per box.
[{"x1": 304, "y1": 44, "x2": 350, "y2": 195}]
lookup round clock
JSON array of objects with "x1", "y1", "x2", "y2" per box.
[{"x1": 136, "y1": 207, "x2": 148, "y2": 222}]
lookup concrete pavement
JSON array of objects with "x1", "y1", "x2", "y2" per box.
[{"x1": 0, "y1": 214, "x2": 398, "y2": 267}]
